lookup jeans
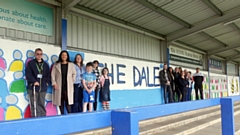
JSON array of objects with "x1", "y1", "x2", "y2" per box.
[
  {"x1": 162, "y1": 84, "x2": 174, "y2": 104},
  {"x1": 186, "y1": 87, "x2": 192, "y2": 101},
  {"x1": 72, "y1": 84, "x2": 83, "y2": 113}
]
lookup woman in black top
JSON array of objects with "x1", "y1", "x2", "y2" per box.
[
  {"x1": 179, "y1": 71, "x2": 188, "y2": 102},
  {"x1": 168, "y1": 67, "x2": 175, "y2": 102},
  {"x1": 174, "y1": 67, "x2": 182, "y2": 102}
]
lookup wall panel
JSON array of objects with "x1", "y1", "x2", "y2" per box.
[{"x1": 67, "y1": 13, "x2": 161, "y2": 62}]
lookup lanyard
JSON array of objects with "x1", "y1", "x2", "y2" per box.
[{"x1": 36, "y1": 63, "x2": 43, "y2": 74}]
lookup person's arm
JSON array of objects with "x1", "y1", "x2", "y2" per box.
[
  {"x1": 25, "y1": 61, "x2": 37, "y2": 85},
  {"x1": 72, "y1": 63, "x2": 76, "y2": 83},
  {"x1": 44, "y1": 63, "x2": 50, "y2": 85},
  {"x1": 51, "y1": 64, "x2": 58, "y2": 90},
  {"x1": 201, "y1": 76, "x2": 204, "y2": 82},
  {"x1": 99, "y1": 75, "x2": 104, "y2": 88},
  {"x1": 159, "y1": 71, "x2": 167, "y2": 83},
  {"x1": 82, "y1": 74, "x2": 89, "y2": 91}
]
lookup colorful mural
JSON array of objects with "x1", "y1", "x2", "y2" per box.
[
  {"x1": 0, "y1": 39, "x2": 60, "y2": 121},
  {"x1": 228, "y1": 76, "x2": 240, "y2": 96}
]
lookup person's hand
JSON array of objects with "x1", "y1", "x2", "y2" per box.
[
  {"x1": 54, "y1": 84, "x2": 58, "y2": 90},
  {"x1": 167, "y1": 81, "x2": 170, "y2": 84},
  {"x1": 186, "y1": 85, "x2": 188, "y2": 87},
  {"x1": 87, "y1": 89, "x2": 92, "y2": 94},
  {"x1": 34, "y1": 82, "x2": 39, "y2": 86}
]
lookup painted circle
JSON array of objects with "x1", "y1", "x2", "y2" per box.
[
  {"x1": 0, "y1": 49, "x2": 3, "y2": 57},
  {"x1": 42, "y1": 54, "x2": 48, "y2": 61},
  {"x1": 51, "y1": 55, "x2": 58, "y2": 63},
  {"x1": 0, "y1": 69, "x2": 5, "y2": 78},
  {"x1": 0, "y1": 97, "x2": 2, "y2": 104},
  {"x1": 14, "y1": 71, "x2": 24, "y2": 79},
  {"x1": 13, "y1": 50, "x2": 22, "y2": 59},
  {"x1": 45, "y1": 93, "x2": 52, "y2": 101},
  {"x1": 6, "y1": 95, "x2": 18, "y2": 105},
  {"x1": 27, "y1": 50, "x2": 34, "y2": 58}
]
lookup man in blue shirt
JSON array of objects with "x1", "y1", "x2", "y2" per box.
[{"x1": 82, "y1": 62, "x2": 96, "y2": 112}]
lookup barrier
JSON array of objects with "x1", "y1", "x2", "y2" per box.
[{"x1": 0, "y1": 96, "x2": 239, "y2": 135}]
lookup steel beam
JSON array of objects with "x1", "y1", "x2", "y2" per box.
[
  {"x1": 74, "y1": 5, "x2": 165, "y2": 39},
  {"x1": 134, "y1": 0, "x2": 192, "y2": 28},
  {"x1": 226, "y1": 53, "x2": 240, "y2": 61},
  {"x1": 167, "y1": 7, "x2": 240, "y2": 42},
  {"x1": 171, "y1": 40, "x2": 207, "y2": 54},
  {"x1": 41, "y1": 0, "x2": 61, "y2": 6},
  {"x1": 208, "y1": 44, "x2": 240, "y2": 56},
  {"x1": 202, "y1": 0, "x2": 223, "y2": 16},
  {"x1": 63, "y1": 0, "x2": 81, "y2": 10},
  {"x1": 199, "y1": 32, "x2": 227, "y2": 47}
]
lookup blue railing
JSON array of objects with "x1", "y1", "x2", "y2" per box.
[{"x1": 0, "y1": 96, "x2": 239, "y2": 135}]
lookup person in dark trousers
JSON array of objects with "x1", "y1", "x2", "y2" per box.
[
  {"x1": 179, "y1": 71, "x2": 188, "y2": 102},
  {"x1": 51, "y1": 51, "x2": 76, "y2": 114},
  {"x1": 92, "y1": 60, "x2": 100, "y2": 111},
  {"x1": 159, "y1": 63, "x2": 173, "y2": 104},
  {"x1": 99, "y1": 67, "x2": 111, "y2": 110},
  {"x1": 186, "y1": 71, "x2": 193, "y2": 101},
  {"x1": 193, "y1": 68, "x2": 204, "y2": 100},
  {"x1": 72, "y1": 54, "x2": 85, "y2": 113},
  {"x1": 174, "y1": 67, "x2": 181, "y2": 102},
  {"x1": 25, "y1": 48, "x2": 50, "y2": 117},
  {"x1": 168, "y1": 67, "x2": 175, "y2": 102}
]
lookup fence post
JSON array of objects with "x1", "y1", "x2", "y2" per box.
[
  {"x1": 112, "y1": 110, "x2": 138, "y2": 135},
  {"x1": 221, "y1": 98, "x2": 235, "y2": 135}
]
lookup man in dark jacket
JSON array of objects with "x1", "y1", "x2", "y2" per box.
[
  {"x1": 25, "y1": 48, "x2": 50, "y2": 117},
  {"x1": 193, "y1": 67, "x2": 204, "y2": 100},
  {"x1": 159, "y1": 63, "x2": 173, "y2": 104}
]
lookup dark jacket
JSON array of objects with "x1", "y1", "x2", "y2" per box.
[
  {"x1": 174, "y1": 72, "x2": 180, "y2": 88},
  {"x1": 25, "y1": 59, "x2": 50, "y2": 92},
  {"x1": 159, "y1": 70, "x2": 171, "y2": 85},
  {"x1": 193, "y1": 72, "x2": 204, "y2": 86},
  {"x1": 169, "y1": 73, "x2": 175, "y2": 91},
  {"x1": 179, "y1": 76, "x2": 188, "y2": 90}
]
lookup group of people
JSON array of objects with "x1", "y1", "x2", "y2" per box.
[
  {"x1": 159, "y1": 63, "x2": 204, "y2": 104},
  {"x1": 26, "y1": 48, "x2": 111, "y2": 117}
]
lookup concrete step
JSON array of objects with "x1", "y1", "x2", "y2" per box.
[
  {"x1": 191, "y1": 111, "x2": 240, "y2": 135},
  {"x1": 152, "y1": 105, "x2": 240, "y2": 135},
  {"x1": 69, "y1": 102, "x2": 240, "y2": 135}
]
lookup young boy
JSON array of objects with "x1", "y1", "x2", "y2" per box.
[{"x1": 82, "y1": 62, "x2": 96, "y2": 112}]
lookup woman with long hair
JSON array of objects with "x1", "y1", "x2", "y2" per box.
[
  {"x1": 51, "y1": 50, "x2": 76, "y2": 114},
  {"x1": 178, "y1": 71, "x2": 188, "y2": 102},
  {"x1": 99, "y1": 67, "x2": 111, "y2": 110},
  {"x1": 72, "y1": 54, "x2": 86, "y2": 113},
  {"x1": 168, "y1": 67, "x2": 175, "y2": 102}
]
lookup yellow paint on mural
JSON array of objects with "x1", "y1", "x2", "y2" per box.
[
  {"x1": 9, "y1": 61, "x2": 23, "y2": 71},
  {"x1": 5, "y1": 106, "x2": 22, "y2": 120},
  {"x1": 223, "y1": 92, "x2": 228, "y2": 97}
]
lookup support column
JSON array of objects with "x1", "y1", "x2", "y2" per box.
[
  {"x1": 62, "y1": 18, "x2": 67, "y2": 50},
  {"x1": 207, "y1": 56, "x2": 211, "y2": 99},
  {"x1": 221, "y1": 98, "x2": 235, "y2": 135}
]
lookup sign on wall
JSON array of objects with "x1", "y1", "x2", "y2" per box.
[
  {"x1": 169, "y1": 46, "x2": 203, "y2": 66},
  {"x1": 228, "y1": 76, "x2": 240, "y2": 96},
  {"x1": 227, "y1": 63, "x2": 236, "y2": 75},
  {"x1": 209, "y1": 58, "x2": 222, "y2": 70},
  {"x1": 0, "y1": 0, "x2": 53, "y2": 36}
]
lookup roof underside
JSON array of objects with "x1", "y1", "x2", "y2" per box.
[{"x1": 47, "y1": 0, "x2": 240, "y2": 63}]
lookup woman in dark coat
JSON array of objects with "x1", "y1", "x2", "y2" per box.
[{"x1": 179, "y1": 71, "x2": 189, "y2": 102}]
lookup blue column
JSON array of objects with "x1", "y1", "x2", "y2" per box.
[
  {"x1": 62, "y1": 19, "x2": 67, "y2": 50},
  {"x1": 166, "y1": 48, "x2": 170, "y2": 67},
  {"x1": 221, "y1": 98, "x2": 235, "y2": 135},
  {"x1": 112, "y1": 110, "x2": 138, "y2": 135}
]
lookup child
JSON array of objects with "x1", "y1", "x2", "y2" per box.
[
  {"x1": 82, "y1": 62, "x2": 96, "y2": 112},
  {"x1": 100, "y1": 67, "x2": 111, "y2": 110}
]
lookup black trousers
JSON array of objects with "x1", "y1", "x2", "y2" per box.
[
  {"x1": 162, "y1": 84, "x2": 174, "y2": 104},
  {"x1": 72, "y1": 84, "x2": 83, "y2": 113},
  {"x1": 180, "y1": 87, "x2": 187, "y2": 102},
  {"x1": 174, "y1": 86, "x2": 182, "y2": 102},
  {"x1": 195, "y1": 85, "x2": 203, "y2": 100}
]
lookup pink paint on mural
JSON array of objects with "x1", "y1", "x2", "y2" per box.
[
  {"x1": 46, "y1": 102, "x2": 58, "y2": 116},
  {"x1": 0, "y1": 58, "x2": 6, "y2": 70},
  {"x1": 0, "y1": 108, "x2": 4, "y2": 120}
]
